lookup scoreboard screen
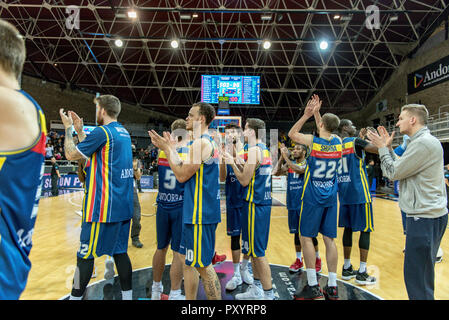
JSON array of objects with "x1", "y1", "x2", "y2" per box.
[
  {"x1": 209, "y1": 116, "x2": 242, "y2": 133},
  {"x1": 201, "y1": 75, "x2": 260, "y2": 105}
]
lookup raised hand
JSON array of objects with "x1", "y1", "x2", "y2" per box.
[
  {"x1": 359, "y1": 127, "x2": 368, "y2": 139},
  {"x1": 59, "y1": 108, "x2": 73, "y2": 129},
  {"x1": 69, "y1": 111, "x2": 83, "y2": 134},
  {"x1": 148, "y1": 130, "x2": 171, "y2": 152},
  {"x1": 377, "y1": 126, "x2": 395, "y2": 148}
]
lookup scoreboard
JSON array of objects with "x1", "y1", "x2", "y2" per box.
[
  {"x1": 209, "y1": 116, "x2": 242, "y2": 134},
  {"x1": 201, "y1": 75, "x2": 260, "y2": 105}
]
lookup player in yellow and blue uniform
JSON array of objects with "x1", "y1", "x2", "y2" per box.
[
  {"x1": 149, "y1": 102, "x2": 222, "y2": 300},
  {"x1": 337, "y1": 119, "x2": 378, "y2": 285},
  {"x1": 60, "y1": 95, "x2": 134, "y2": 300},
  {"x1": 220, "y1": 123, "x2": 254, "y2": 291},
  {"x1": 289, "y1": 94, "x2": 341, "y2": 300},
  {"x1": 0, "y1": 20, "x2": 47, "y2": 299},
  {"x1": 150, "y1": 119, "x2": 190, "y2": 300},
  {"x1": 226, "y1": 118, "x2": 274, "y2": 300}
]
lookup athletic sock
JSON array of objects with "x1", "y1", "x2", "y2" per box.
[
  {"x1": 122, "y1": 289, "x2": 132, "y2": 300},
  {"x1": 328, "y1": 272, "x2": 337, "y2": 287},
  {"x1": 344, "y1": 259, "x2": 351, "y2": 269},
  {"x1": 296, "y1": 252, "x2": 302, "y2": 261},
  {"x1": 169, "y1": 289, "x2": 181, "y2": 297},
  {"x1": 315, "y1": 251, "x2": 320, "y2": 259},
  {"x1": 241, "y1": 259, "x2": 249, "y2": 270},
  {"x1": 233, "y1": 263, "x2": 240, "y2": 274},
  {"x1": 264, "y1": 288, "x2": 274, "y2": 299},
  {"x1": 359, "y1": 262, "x2": 367, "y2": 273},
  {"x1": 254, "y1": 279, "x2": 263, "y2": 290},
  {"x1": 152, "y1": 281, "x2": 162, "y2": 289},
  {"x1": 306, "y1": 269, "x2": 318, "y2": 286}
]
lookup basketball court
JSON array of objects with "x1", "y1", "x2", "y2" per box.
[{"x1": 2, "y1": 1, "x2": 449, "y2": 302}]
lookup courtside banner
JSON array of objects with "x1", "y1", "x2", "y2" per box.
[
  {"x1": 408, "y1": 54, "x2": 449, "y2": 94},
  {"x1": 42, "y1": 174, "x2": 83, "y2": 190},
  {"x1": 42, "y1": 174, "x2": 154, "y2": 190}
]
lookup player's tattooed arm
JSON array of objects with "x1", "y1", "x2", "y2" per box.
[
  {"x1": 64, "y1": 127, "x2": 83, "y2": 161},
  {"x1": 59, "y1": 108, "x2": 84, "y2": 161}
]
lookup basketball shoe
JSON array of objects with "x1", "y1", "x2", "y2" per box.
[
  {"x1": 323, "y1": 285, "x2": 339, "y2": 300},
  {"x1": 212, "y1": 252, "x2": 226, "y2": 265},
  {"x1": 294, "y1": 284, "x2": 324, "y2": 300},
  {"x1": 289, "y1": 258, "x2": 304, "y2": 273},
  {"x1": 341, "y1": 264, "x2": 357, "y2": 280},
  {"x1": 235, "y1": 284, "x2": 264, "y2": 300}
]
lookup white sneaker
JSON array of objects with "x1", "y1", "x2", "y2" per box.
[
  {"x1": 168, "y1": 293, "x2": 186, "y2": 300},
  {"x1": 226, "y1": 273, "x2": 243, "y2": 291},
  {"x1": 104, "y1": 259, "x2": 115, "y2": 280},
  {"x1": 240, "y1": 266, "x2": 254, "y2": 285},
  {"x1": 151, "y1": 284, "x2": 164, "y2": 300},
  {"x1": 235, "y1": 284, "x2": 264, "y2": 300}
]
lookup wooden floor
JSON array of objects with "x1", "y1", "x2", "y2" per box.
[{"x1": 20, "y1": 190, "x2": 449, "y2": 300}]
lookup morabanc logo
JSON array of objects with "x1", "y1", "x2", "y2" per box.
[{"x1": 408, "y1": 55, "x2": 449, "y2": 94}]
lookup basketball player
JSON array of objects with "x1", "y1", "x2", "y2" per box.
[
  {"x1": 336, "y1": 119, "x2": 378, "y2": 285},
  {"x1": 60, "y1": 95, "x2": 134, "y2": 300},
  {"x1": 288, "y1": 94, "x2": 341, "y2": 300},
  {"x1": 0, "y1": 19, "x2": 47, "y2": 299},
  {"x1": 148, "y1": 102, "x2": 222, "y2": 300},
  {"x1": 224, "y1": 118, "x2": 275, "y2": 300},
  {"x1": 219, "y1": 123, "x2": 254, "y2": 291},
  {"x1": 272, "y1": 144, "x2": 322, "y2": 273},
  {"x1": 150, "y1": 119, "x2": 189, "y2": 300}
]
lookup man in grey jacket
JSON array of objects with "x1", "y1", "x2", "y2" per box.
[{"x1": 367, "y1": 104, "x2": 448, "y2": 300}]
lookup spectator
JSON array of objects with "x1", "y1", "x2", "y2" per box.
[{"x1": 45, "y1": 143, "x2": 54, "y2": 160}]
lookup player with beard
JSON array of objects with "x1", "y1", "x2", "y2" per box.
[
  {"x1": 60, "y1": 95, "x2": 134, "y2": 300},
  {"x1": 273, "y1": 144, "x2": 322, "y2": 273},
  {"x1": 219, "y1": 123, "x2": 254, "y2": 291}
]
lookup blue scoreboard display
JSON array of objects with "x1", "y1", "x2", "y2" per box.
[{"x1": 201, "y1": 75, "x2": 260, "y2": 105}]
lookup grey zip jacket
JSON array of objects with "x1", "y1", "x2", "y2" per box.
[{"x1": 378, "y1": 127, "x2": 447, "y2": 218}]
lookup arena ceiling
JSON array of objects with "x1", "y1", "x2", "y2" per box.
[{"x1": 1, "y1": 0, "x2": 448, "y2": 122}]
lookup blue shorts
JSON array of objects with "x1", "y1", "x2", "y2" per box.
[
  {"x1": 78, "y1": 220, "x2": 130, "y2": 260},
  {"x1": 288, "y1": 209, "x2": 301, "y2": 234},
  {"x1": 339, "y1": 202, "x2": 374, "y2": 232},
  {"x1": 156, "y1": 204, "x2": 183, "y2": 252},
  {"x1": 180, "y1": 223, "x2": 217, "y2": 267},
  {"x1": 299, "y1": 201, "x2": 337, "y2": 238},
  {"x1": 226, "y1": 206, "x2": 243, "y2": 236},
  {"x1": 242, "y1": 202, "x2": 271, "y2": 257}
]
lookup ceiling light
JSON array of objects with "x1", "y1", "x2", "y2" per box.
[
  {"x1": 263, "y1": 40, "x2": 271, "y2": 49},
  {"x1": 171, "y1": 39, "x2": 179, "y2": 48},
  {"x1": 390, "y1": 15, "x2": 398, "y2": 22},
  {"x1": 319, "y1": 40, "x2": 329, "y2": 50},
  {"x1": 127, "y1": 10, "x2": 137, "y2": 19},
  {"x1": 180, "y1": 14, "x2": 191, "y2": 20},
  {"x1": 261, "y1": 15, "x2": 272, "y2": 21},
  {"x1": 114, "y1": 39, "x2": 123, "y2": 47},
  {"x1": 192, "y1": 13, "x2": 199, "y2": 18},
  {"x1": 333, "y1": 14, "x2": 341, "y2": 20}
]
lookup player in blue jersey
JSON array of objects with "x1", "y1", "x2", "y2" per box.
[
  {"x1": 289, "y1": 94, "x2": 341, "y2": 300},
  {"x1": 219, "y1": 123, "x2": 254, "y2": 291},
  {"x1": 224, "y1": 118, "x2": 274, "y2": 300},
  {"x1": 337, "y1": 119, "x2": 379, "y2": 285},
  {"x1": 149, "y1": 102, "x2": 222, "y2": 300},
  {"x1": 150, "y1": 119, "x2": 189, "y2": 300},
  {"x1": 273, "y1": 144, "x2": 322, "y2": 273},
  {"x1": 60, "y1": 94, "x2": 134, "y2": 300},
  {"x1": 0, "y1": 19, "x2": 47, "y2": 299}
]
